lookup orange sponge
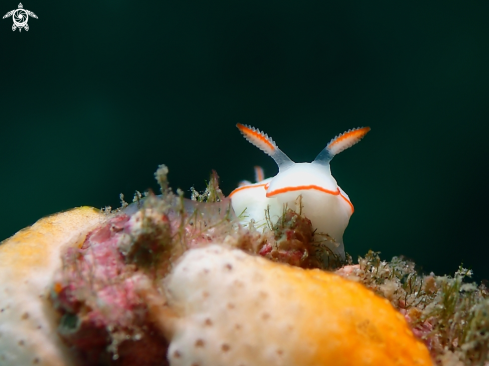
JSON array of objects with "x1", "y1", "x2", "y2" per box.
[
  {"x1": 164, "y1": 245, "x2": 433, "y2": 366},
  {"x1": 0, "y1": 209, "x2": 432, "y2": 366}
]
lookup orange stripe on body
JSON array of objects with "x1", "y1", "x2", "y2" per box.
[
  {"x1": 228, "y1": 183, "x2": 267, "y2": 198},
  {"x1": 328, "y1": 127, "x2": 371, "y2": 149},
  {"x1": 237, "y1": 124, "x2": 276, "y2": 152},
  {"x1": 266, "y1": 185, "x2": 341, "y2": 197},
  {"x1": 266, "y1": 185, "x2": 354, "y2": 213},
  {"x1": 339, "y1": 193, "x2": 354, "y2": 213}
]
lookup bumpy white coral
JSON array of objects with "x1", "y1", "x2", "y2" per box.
[
  {"x1": 0, "y1": 207, "x2": 106, "y2": 366},
  {"x1": 165, "y1": 245, "x2": 306, "y2": 366},
  {"x1": 164, "y1": 245, "x2": 432, "y2": 366}
]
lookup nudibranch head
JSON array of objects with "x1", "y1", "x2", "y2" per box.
[{"x1": 230, "y1": 124, "x2": 370, "y2": 260}]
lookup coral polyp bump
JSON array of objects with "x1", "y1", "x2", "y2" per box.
[{"x1": 230, "y1": 124, "x2": 370, "y2": 260}]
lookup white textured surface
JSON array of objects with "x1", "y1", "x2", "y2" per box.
[
  {"x1": 165, "y1": 245, "x2": 312, "y2": 366},
  {"x1": 0, "y1": 207, "x2": 105, "y2": 366},
  {"x1": 163, "y1": 245, "x2": 433, "y2": 366}
]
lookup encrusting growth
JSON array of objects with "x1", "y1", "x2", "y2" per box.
[
  {"x1": 163, "y1": 245, "x2": 432, "y2": 366},
  {"x1": 0, "y1": 162, "x2": 487, "y2": 365},
  {"x1": 0, "y1": 207, "x2": 105, "y2": 366},
  {"x1": 338, "y1": 252, "x2": 489, "y2": 366}
]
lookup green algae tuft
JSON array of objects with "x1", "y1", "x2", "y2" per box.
[{"x1": 337, "y1": 251, "x2": 489, "y2": 366}]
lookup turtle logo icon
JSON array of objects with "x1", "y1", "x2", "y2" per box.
[{"x1": 3, "y1": 3, "x2": 37, "y2": 32}]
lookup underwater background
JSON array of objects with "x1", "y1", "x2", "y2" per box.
[{"x1": 1, "y1": 1, "x2": 488, "y2": 281}]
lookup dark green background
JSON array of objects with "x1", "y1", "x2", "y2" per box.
[{"x1": 1, "y1": 1, "x2": 488, "y2": 281}]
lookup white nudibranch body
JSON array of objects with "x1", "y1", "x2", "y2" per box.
[{"x1": 230, "y1": 124, "x2": 370, "y2": 260}]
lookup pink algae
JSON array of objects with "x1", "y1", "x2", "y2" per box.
[{"x1": 52, "y1": 212, "x2": 169, "y2": 366}]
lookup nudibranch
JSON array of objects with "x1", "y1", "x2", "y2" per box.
[{"x1": 229, "y1": 124, "x2": 370, "y2": 260}]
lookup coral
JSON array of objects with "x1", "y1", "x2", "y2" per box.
[
  {"x1": 3, "y1": 165, "x2": 487, "y2": 366},
  {"x1": 0, "y1": 207, "x2": 105, "y2": 366},
  {"x1": 46, "y1": 167, "x2": 421, "y2": 365},
  {"x1": 159, "y1": 245, "x2": 432, "y2": 366},
  {"x1": 49, "y1": 169, "x2": 238, "y2": 365}
]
